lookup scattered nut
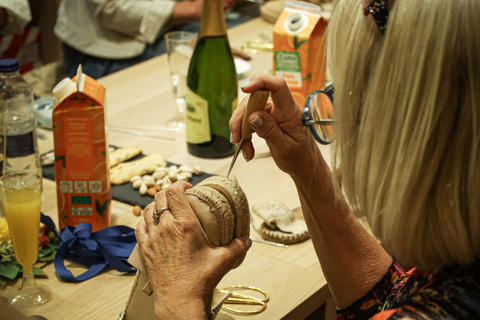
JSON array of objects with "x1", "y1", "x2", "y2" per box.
[
  {"x1": 161, "y1": 176, "x2": 172, "y2": 189},
  {"x1": 132, "y1": 179, "x2": 142, "y2": 189},
  {"x1": 143, "y1": 176, "x2": 155, "y2": 187},
  {"x1": 130, "y1": 175, "x2": 142, "y2": 183},
  {"x1": 41, "y1": 157, "x2": 55, "y2": 166},
  {"x1": 147, "y1": 187, "x2": 157, "y2": 197},
  {"x1": 193, "y1": 166, "x2": 202, "y2": 175},
  {"x1": 153, "y1": 171, "x2": 167, "y2": 180},
  {"x1": 168, "y1": 167, "x2": 179, "y2": 181},
  {"x1": 139, "y1": 181, "x2": 148, "y2": 195},
  {"x1": 130, "y1": 163, "x2": 202, "y2": 196},
  {"x1": 133, "y1": 205, "x2": 142, "y2": 216},
  {"x1": 179, "y1": 165, "x2": 194, "y2": 174},
  {"x1": 177, "y1": 172, "x2": 192, "y2": 181}
]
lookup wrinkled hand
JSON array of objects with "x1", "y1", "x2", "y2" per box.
[
  {"x1": 230, "y1": 73, "x2": 321, "y2": 179},
  {"x1": 136, "y1": 181, "x2": 250, "y2": 319}
]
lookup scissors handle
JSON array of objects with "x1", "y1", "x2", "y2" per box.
[{"x1": 241, "y1": 89, "x2": 269, "y2": 140}]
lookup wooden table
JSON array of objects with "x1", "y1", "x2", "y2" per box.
[{"x1": 2, "y1": 18, "x2": 335, "y2": 320}]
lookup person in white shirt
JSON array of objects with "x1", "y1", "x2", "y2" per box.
[{"x1": 54, "y1": 0, "x2": 251, "y2": 79}]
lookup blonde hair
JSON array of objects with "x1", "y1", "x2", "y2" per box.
[{"x1": 328, "y1": 0, "x2": 480, "y2": 269}]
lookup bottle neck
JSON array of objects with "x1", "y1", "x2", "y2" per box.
[
  {"x1": 0, "y1": 71, "x2": 21, "y2": 80},
  {"x1": 198, "y1": 0, "x2": 227, "y2": 39}
]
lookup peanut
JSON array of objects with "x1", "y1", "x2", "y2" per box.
[
  {"x1": 133, "y1": 205, "x2": 142, "y2": 216},
  {"x1": 147, "y1": 187, "x2": 157, "y2": 197}
]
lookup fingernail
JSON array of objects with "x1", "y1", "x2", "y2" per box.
[
  {"x1": 250, "y1": 115, "x2": 263, "y2": 128},
  {"x1": 230, "y1": 132, "x2": 233, "y2": 143},
  {"x1": 245, "y1": 238, "x2": 252, "y2": 250},
  {"x1": 242, "y1": 150, "x2": 250, "y2": 162},
  {"x1": 241, "y1": 80, "x2": 251, "y2": 88}
]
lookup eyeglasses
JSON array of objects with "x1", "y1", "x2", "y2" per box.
[{"x1": 302, "y1": 84, "x2": 335, "y2": 145}]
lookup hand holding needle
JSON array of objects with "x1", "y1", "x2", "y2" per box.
[{"x1": 227, "y1": 89, "x2": 270, "y2": 178}]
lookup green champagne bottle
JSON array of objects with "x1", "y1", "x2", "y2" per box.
[{"x1": 186, "y1": 0, "x2": 237, "y2": 158}]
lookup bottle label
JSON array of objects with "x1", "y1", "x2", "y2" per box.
[
  {"x1": 275, "y1": 52, "x2": 303, "y2": 89},
  {"x1": 186, "y1": 87, "x2": 211, "y2": 144},
  {"x1": 6, "y1": 132, "x2": 36, "y2": 157}
]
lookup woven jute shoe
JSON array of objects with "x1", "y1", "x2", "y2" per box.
[
  {"x1": 186, "y1": 176, "x2": 250, "y2": 246},
  {"x1": 121, "y1": 176, "x2": 250, "y2": 320}
]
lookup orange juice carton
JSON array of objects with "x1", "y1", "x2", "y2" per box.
[
  {"x1": 273, "y1": 1, "x2": 328, "y2": 108},
  {"x1": 51, "y1": 66, "x2": 111, "y2": 232}
]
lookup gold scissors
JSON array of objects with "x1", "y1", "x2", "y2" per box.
[
  {"x1": 227, "y1": 89, "x2": 270, "y2": 178},
  {"x1": 221, "y1": 285, "x2": 270, "y2": 315}
]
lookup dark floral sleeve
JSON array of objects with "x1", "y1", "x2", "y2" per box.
[{"x1": 337, "y1": 261, "x2": 406, "y2": 319}]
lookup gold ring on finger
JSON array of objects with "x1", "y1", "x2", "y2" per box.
[{"x1": 152, "y1": 206, "x2": 168, "y2": 224}]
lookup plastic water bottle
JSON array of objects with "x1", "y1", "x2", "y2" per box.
[{"x1": 0, "y1": 59, "x2": 41, "y2": 176}]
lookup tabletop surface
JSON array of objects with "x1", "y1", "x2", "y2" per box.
[{"x1": 2, "y1": 17, "x2": 334, "y2": 320}]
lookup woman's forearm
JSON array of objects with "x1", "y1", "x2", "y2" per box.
[
  {"x1": 292, "y1": 141, "x2": 392, "y2": 308},
  {"x1": 154, "y1": 300, "x2": 208, "y2": 320}
]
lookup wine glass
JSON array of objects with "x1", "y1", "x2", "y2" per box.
[
  {"x1": 164, "y1": 31, "x2": 196, "y2": 128},
  {"x1": 0, "y1": 172, "x2": 52, "y2": 306}
]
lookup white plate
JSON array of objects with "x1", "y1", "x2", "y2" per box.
[{"x1": 234, "y1": 58, "x2": 251, "y2": 75}]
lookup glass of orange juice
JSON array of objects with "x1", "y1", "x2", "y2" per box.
[{"x1": 0, "y1": 172, "x2": 52, "y2": 306}]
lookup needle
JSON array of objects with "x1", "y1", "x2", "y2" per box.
[{"x1": 227, "y1": 89, "x2": 269, "y2": 178}]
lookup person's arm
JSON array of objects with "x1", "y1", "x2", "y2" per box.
[
  {"x1": 0, "y1": 0, "x2": 31, "y2": 35},
  {"x1": 0, "y1": 8, "x2": 7, "y2": 31},
  {"x1": 166, "y1": 0, "x2": 204, "y2": 26},
  {"x1": 86, "y1": 0, "x2": 178, "y2": 44},
  {"x1": 87, "y1": 0, "x2": 238, "y2": 44},
  {"x1": 293, "y1": 156, "x2": 393, "y2": 308},
  {"x1": 232, "y1": 73, "x2": 392, "y2": 308}
]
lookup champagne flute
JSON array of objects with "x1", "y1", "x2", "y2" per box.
[
  {"x1": 1, "y1": 172, "x2": 52, "y2": 306},
  {"x1": 164, "y1": 31, "x2": 196, "y2": 128}
]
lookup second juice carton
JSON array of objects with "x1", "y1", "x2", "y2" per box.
[{"x1": 273, "y1": 1, "x2": 328, "y2": 108}]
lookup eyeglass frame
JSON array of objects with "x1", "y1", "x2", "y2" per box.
[
  {"x1": 301, "y1": 84, "x2": 335, "y2": 145},
  {"x1": 302, "y1": 1, "x2": 388, "y2": 144}
]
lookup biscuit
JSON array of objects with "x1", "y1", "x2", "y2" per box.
[
  {"x1": 109, "y1": 147, "x2": 142, "y2": 168},
  {"x1": 110, "y1": 153, "x2": 167, "y2": 185}
]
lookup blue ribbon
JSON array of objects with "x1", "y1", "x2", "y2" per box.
[
  {"x1": 53, "y1": 223, "x2": 137, "y2": 282},
  {"x1": 41, "y1": 212, "x2": 59, "y2": 238}
]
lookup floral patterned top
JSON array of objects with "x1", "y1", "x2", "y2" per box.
[{"x1": 337, "y1": 259, "x2": 480, "y2": 319}]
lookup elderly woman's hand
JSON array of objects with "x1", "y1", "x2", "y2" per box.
[
  {"x1": 230, "y1": 73, "x2": 321, "y2": 179},
  {"x1": 136, "y1": 181, "x2": 250, "y2": 320}
]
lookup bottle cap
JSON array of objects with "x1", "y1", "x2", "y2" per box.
[
  {"x1": 53, "y1": 77, "x2": 76, "y2": 101},
  {"x1": 0, "y1": 59, "x2": 20, "y2": 72},
  {"x1": 286, "y1": 13, "x2": 304, "y2": 32}
]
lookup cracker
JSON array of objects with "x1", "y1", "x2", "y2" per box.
[
  {"x1": 110, "y1": 153, "x2": 167, "y2": 185},
  {"x1": 109, "y1": 147, "x2": 142, "y2": 168}
]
